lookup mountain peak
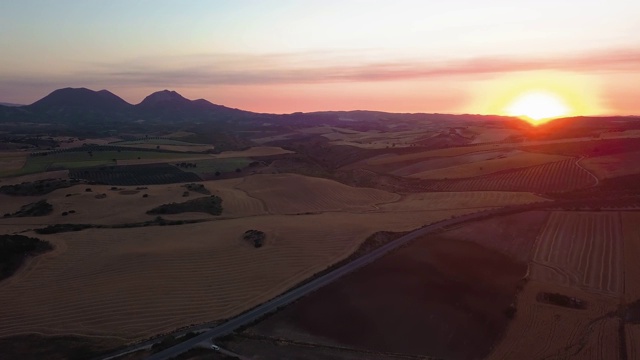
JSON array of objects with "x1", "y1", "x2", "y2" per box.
[
  {"x1": 139, "y1": 90, "x2": 189, "y2": 106},
  {"x1": 30, "y1": 87, "x2": 130, "y2": 109}
]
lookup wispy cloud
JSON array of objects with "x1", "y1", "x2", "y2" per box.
[{"x1": 4, "y1": 48, "x2": 640, "y2": 89}]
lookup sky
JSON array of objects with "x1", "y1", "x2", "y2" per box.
[{"x1": 1, "y1": 0, "x2": 639, "y2": 115}]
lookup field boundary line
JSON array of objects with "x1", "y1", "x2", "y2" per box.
[{"x1": 575, "y1": 156, "x2": 599, "y2": 186}]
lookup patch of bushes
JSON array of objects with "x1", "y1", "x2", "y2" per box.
[
  {"x1": 147, "y1": 195, "x2": 223, "y2": 216},
  {"x1": 537, "y1": 292, "x2": 587, "y2": 309},
  {"x1": 0, "y1": 234, "x2": 53, "y2": 281},
  {"x1": 36, "y1": 224, "x2": 93, "y2": 234},
  {"x1": 243, "y1": 230, "x2": 265, "y2": 248},
  {"x1": 183, "y1": 183, "x2": 210, "y2": 195},
  {"x1": 0, "y1": 179, "x2": 79, "y2": 196},
  {"x1": 3, "y1": 200, "x2": 53, "y2": 218}
]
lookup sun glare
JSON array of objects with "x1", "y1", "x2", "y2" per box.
[{"x1": 505, "y1": 91, "x2": 571, "y2": 124}]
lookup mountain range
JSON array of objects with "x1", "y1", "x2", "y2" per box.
[
  {"x1": 1, "y1": 88, "x2": 638, "y2": 136},
  {"x1": 0, "y1": 88, "x2": 251, "y2": 125}
]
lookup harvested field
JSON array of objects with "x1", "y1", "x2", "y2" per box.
[
  {"x1": 627, "y1": 325, "x2": 640, "y2": 360},
  {"x1": 237, "y1": 174, "x2": 400, "y2": 214},
  {"x1": 219, "y1": 335, "x2": 423, "y2": 360},
  {"x1": 622, "y1": 212, "x2": 640, "y2": 301},
  {"x1": 208, "y1": 178, "x2": 267, "y2": 217},
  {"x1": 580, "y1": 150, "x2": 640, "y2": 179},
  {"x1": 439, "y1": 211, "x2": 549, "y2": 262},
  {"x1": 408, "y1": 151, "x2": 567, "y2": 179},
  {"x1": 0, "y1": 209, "x2": 481, "y2": 341},
  {"x1": 249, "y1": 235, "x2": 527, "y2": 360},
  {"x1": 530, "y1": 211, "x2": 624, "y2": 296},
  {"x1": 487, "y1": 280, "x2": 620, "y2": 360},
  {"x1": 364, "y1": 144, "x2": 516, "y2": 166},
  {"x1": 419, "y1": 158, "x2": 596, "y2": 193},
  {"x1": 377, "y1": 191, "x2": 547, "y2": 213}
]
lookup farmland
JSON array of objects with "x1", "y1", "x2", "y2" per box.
[
  {"x1": 248, "y1": 234, "x2": 527, "y2": 360},
  {"x1": 418, "y1": 158, "x2": 596, "y2": 193},
  {"x1": 622, "y1": 212, "x2": 640, "y2": 301},
  {"x1": 530, "y1": 211, "x2": 624, "y2": 296},
  {"x1": 0, "y1": 210, "x2": 487, "y2": 341},
  {"x1": 236, "y1": 173, "x2": 400, "y2": 214},
  {"x1": 6, "y1": 150, "x2": 202, "y2": 177},
  {"x1": 407, "y1": 151, "x2": 567, "y2": 179},
  {"x1": 486, "y1": 280, "x2": 620, "y2": 360},
  {"x1": 580, "y1": 150, "x2": 640, "y2": 179},
  {"x1": 68, "y1": 163, "x2": 202, "y2": 186}
]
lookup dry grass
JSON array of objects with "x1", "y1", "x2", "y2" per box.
[
  {"x1": 580, "y1": 150, "x2": 640, "y2": 179},
  {"x1": 377, "y1": 191, "x2": 547, "y2": 212},
  {"x1": 236, "y1": 173, "x2": 400, "y2": 214},
  {"x1": 408, "y1": 151, "x2": 568, "y2": 179},
  {"x1": 0, "y1": 208, "x2": 483, "y2": 341},
  {"x1": 487, "y1": 280, "x2": 620, "y2": 360},
  {"x1": 622, "y1": 212, "x2": 640, "y2": 302}
]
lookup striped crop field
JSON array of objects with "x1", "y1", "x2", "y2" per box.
[
  {"x1": 530, "y1": 211, "x2": 624, "y2": 296},
  {"x1": 419, "y1": 158, "x2": 597, "y2": 193}
]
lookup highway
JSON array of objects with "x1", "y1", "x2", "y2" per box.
[{"x1": 145, "y1": 206, "x2": 513, "y2": 360}]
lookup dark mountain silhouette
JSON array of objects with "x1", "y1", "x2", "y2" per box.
[
  {"x1": 29, "y1": 88, "x2": 131, "y2": 111},
  {"x1": 0, "y1": 102, "x2": 23, "y2": 107},
  {"x1": 135, "y1": 89, "x2": 250, "y2": 122}
]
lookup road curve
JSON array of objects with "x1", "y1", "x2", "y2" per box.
[{"x1": 144, "y1": 205, "x2": 524, "y2": 360}]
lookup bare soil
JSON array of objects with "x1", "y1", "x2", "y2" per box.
[{"x1": 250, "y1": 235, "x2": 527, "y2": 360}]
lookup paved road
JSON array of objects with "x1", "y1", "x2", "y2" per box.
[{"x1": 145, "y1": 206, "x2": 512, "y2": 360}]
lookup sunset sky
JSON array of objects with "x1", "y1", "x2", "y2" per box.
[{"x1": 1, "y1": 0, "x2": 639, "y2": 115}]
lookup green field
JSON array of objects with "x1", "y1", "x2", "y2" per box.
[
  {"x1": 185, "y1": 158, "x2": 252, "y2": 175},
  {"x1": 3, "y1": 151, "x2": 203, "y2": 177}
]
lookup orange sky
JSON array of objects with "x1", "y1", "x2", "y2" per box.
[{"x1": 1, "y1": 1, "x2": 639, "y2": 116}]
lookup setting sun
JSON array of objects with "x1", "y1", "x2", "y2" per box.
[{"x1": 505, "y1": 91, "x2": 571, "y2": 123}]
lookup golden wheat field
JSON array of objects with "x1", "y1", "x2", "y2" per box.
[
  {"x1": 376, "y1": 191, "x2": 547, "y2": 212},
  {"x1": 236, "y1": 173, "x2": 400, "y2": 214},
  {"x1": 0, "y1": 208, "x2": 484, "y2": 341},
  {"x1": 487, "y1": 280, "x2": 620, "y2": 360},
  {"x1": 407, "y1": 151, "x2": 568, "y2": 179}
]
